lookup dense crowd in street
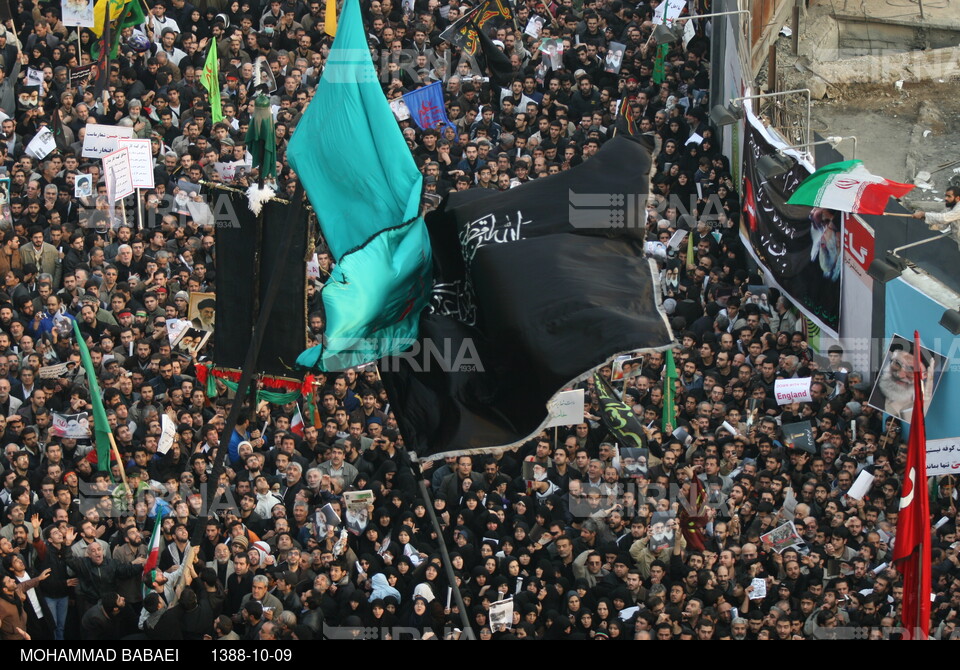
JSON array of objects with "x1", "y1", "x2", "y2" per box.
[{"x1": 0, "y1": 0, "x2": 955, "y2": 642}]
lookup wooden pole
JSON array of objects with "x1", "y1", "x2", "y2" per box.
[
  {"x1": 792, "y1": 1, "x2": 801, "y2": 56},
  {"x1": 120, "y1": 194, "x2": 128, "y2": 228},
  {"x1": 107, "y1": 431, "x2": 130, "y2": 494},
  {"x1": 768, "y1": 44, "x2": 777, "y2": 94}
]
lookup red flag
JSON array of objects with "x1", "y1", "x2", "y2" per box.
[
  {"x1": 678, "y1": 474, "x2": 708, "y2": 552},
  {"x1": 892, "y1": 330, "x2": 931, "y2": 640},
  {"x1": 291, "y1": 403, "x2": 304, "y2": 438}
]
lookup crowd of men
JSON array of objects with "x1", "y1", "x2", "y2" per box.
[{"x1": 0, "y1": 0, "x2": 956, "y2": 643}]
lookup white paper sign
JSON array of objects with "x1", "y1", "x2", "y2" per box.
[
  {"x1": 926, "y1": 437, "x2": 960, "y2": 476},
  {"x1": 157, "y1": 413, "x2": 177, "y2": 454},
  {"x1": 524, "y1": 15, "x2": 544, "y2": 38},
  {"x1": 653, "y1": 0, "x2": 686, "y2": 24},
  {"x1": 186, "y1": 198, "x2": 215, "y2": 227},
  {"x1": 847, "y1": 469, "x2": 875, "y2": 500},
  {"x1": 26, "y1": 68, "x2": 44, "y2": 87},
  {"x1": 774, "y1": 377, "x2": 812, "y2": 405},
  {"x1": 545, "y1": 389, "x2": 585, "y2": 428},
  {"x1": 81, "y1": 123, "x2": 135, "y2": 158},
  {"x1": 306, "y1": 252, "x2": 320, "y2": 279},
  {"x1": 165, "y1": 318, "x2": 190, "y2": 345},
  {"x1": 489, "y1": 597, "x2": 514, "y2": 629},
  {"x1": 39, "y1": 362, "x2": 72, "y2": 379},
  {"x1": 685, "y1": 132, "x2": 704, "y2": 145},
  {"x1": 117, "y1": 137, "x2": 155, "y2": 189},
  {"x1": 25, "y1": 127, "x2": 56, "y2": 160},
  {"x1": 749, "y1": 577, "x2": 767, "y2": 600},
  {"x1": 103, "y1": 148, "x2": 135, "y2": 200},
  {"x1": 682, "y1": 18, "x2": 696, "y2": 48},
  {"x1": 213, "y1": 160, "x2": 244, "y2": 182},
  {"x1": 389, "y1": 97, "x2": 410, "y2": 121}
]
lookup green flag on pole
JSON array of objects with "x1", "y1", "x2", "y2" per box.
[
  {"x1": 201, "y1": 38, "x2": 223, "y2": 123},
  {"x1": 653, "y1": 44, "x2": 668, "y2": 85},
  {"x1": 663, "y1": 348, "x2": 678, "y2": 433},
  {"x1": 73, "y1": 320, "x2": 115, "y2": 480}
]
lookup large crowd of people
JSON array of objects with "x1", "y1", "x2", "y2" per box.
[{"x1": 0, "y1": 0, "x2": 955, "y2": 643}]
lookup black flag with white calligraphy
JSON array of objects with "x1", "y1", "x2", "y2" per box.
[{"x1": 381, "y1": 137, "x2": 673, "y2": 458}]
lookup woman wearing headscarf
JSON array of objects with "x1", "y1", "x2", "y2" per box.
[
  {"x1": 399, "y1": 595, "x2": 433, "y2": 639},
  {"x1": 368, "y1": 572, "x2": 401, "y2": 603}
]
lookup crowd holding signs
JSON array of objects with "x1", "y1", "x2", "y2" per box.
[{"x1": 0, "y1": 0, "x2": 954, "y2": 646}]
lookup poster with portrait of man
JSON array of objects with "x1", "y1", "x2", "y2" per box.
[
  {"x1": 172, "y1": 326, "x2": 211, "y2": 359},
  {"x1": 605, "y1": 41, "x2": 625, "y2": 73},
  {"x1": 74, "y1": 173, "x2": 93, "y2": 198},
  {"x1": 612, "y1": 354, "x2": 645, "y2": 382},
  {"x1": 619, "y1": 447, "x2": 649, "y2": 480},
  {"x1": 62, "y1": 0, "x2": 95, "y2": 27},
  {"x1": 344, "y1": 490, "x2": 373, "y2": 535},
  {"x1": 0, "y1": 177, "x2": 10, "y2": 228},
  {"x1": 188, "y1": 292, "x2": 216, "y2": 332},
  {"x1": 51, "y1": 412, "x2": 91, "y2": 439},
  {"x1": 539, "y1": 38, "x2": 564, "y2": 70},
  {"x1": 648, "y1": 511, "x2": 677, "y2": 553},
  {"x1": 867, "y1": 334, "x2": 945, "y2": 424},
  {"x1": 745, "y1": 285, "x2": 773, "y2": 315}
]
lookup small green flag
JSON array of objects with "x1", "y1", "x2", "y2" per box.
[
  {"x1": 201, "y1": 39, "x2": 223, "y2": 123},
  {"x1": 119, "y1": 0, "x2": 145, "y2": 31},
  {"x1": 663, "y1": 348, "x2": 678, "y2": 433},
  {"x1": 653, "y1": 43, "x2": 668, "y2": 85},
  {"x1": 73, "y1": 320, "x2": 115, "y2": 480}
]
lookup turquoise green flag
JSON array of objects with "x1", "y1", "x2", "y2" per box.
[
  {"x1": 73, "y1": 320, "x2": 115, "y2": 480},
  {"x1": 288, "y1": 0, "x2": 432, "y2": 371}
]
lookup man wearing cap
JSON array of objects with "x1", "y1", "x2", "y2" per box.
[{"x1": 172, "y1": 291, "x2": 189, "y2": 317}]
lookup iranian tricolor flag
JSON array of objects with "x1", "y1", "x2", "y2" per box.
[
  {"x1": 291, "y1": 403, "x2": 305, "y2": 437},
  {"x1": 142, "y1": 515, "x2": 163, "y2": 578},
  {"x1": 787, "y1": 160, "x2": 914, "y2": 215}
]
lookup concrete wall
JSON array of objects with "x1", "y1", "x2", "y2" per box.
[{"x1": 836, "y1": 15, "x2": 960, "y2": 53}]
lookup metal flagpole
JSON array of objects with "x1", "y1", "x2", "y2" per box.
[
  {"x1": 411, "y1": 454, "x2": 474, "y2": 639},
  {"x1": 915, "y1": 540, "x2": 924, "y2": 639}
]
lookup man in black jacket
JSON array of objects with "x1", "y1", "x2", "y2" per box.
[
  {"x1": 81, "y1": 592, "x2": 138, "y2": 640},
  {"x1": 66, "y1": 540, "x2": 145, "y2": 616},
  {"x1": 30, "y1": 515, "x2": 71, "y2": 640}
]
